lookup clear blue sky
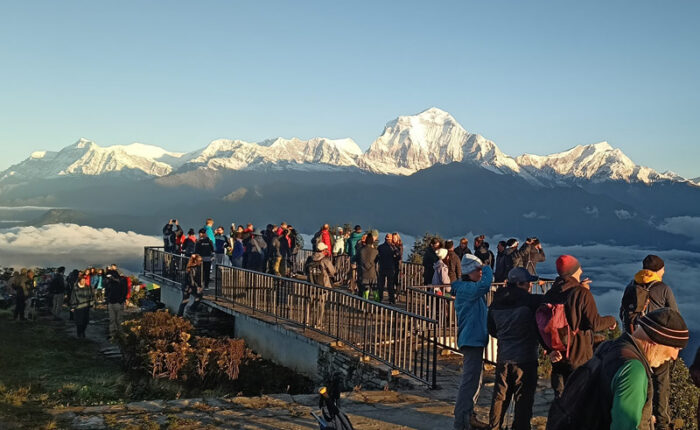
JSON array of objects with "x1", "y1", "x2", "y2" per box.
[{"x1": 1, "y1": 1, "x2": 698, "y2": 177}]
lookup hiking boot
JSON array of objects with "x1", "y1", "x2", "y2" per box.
[{"x1": 470, "y1": 413, "x2": 488, "y2": 429}]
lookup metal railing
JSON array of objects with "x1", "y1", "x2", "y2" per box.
[
  {"x1": 405, "y1": 280, "x2": 555, "y2": 362},
  {"x1": 143, "y1": 246, "x2": 439, "y2": 388}
]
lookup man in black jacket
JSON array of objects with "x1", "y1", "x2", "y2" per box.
[
  {"x1": 454, "y1": 238, "x2": 471, "y2": 260},
  {"x1": 494, "y1": 241, "x2": 508, "y2": 283},
  {"x1": 488, "y1": 268, "x2": 543, "y2": 430},
  {"x1": 521, "y1": 237, "x2": 545, "y2": 276},
  {"x1": 422, "y1": 238, "x2": 442, "y2": 286},
  {"x1": 195, "y1": 228, "x2": 215, "y2": 289},
  {"x1": 104, "y1": 267, "x2": 128, "y2": 339},
  {"x1": 377, "y1": 234, "x2": 399, "y2": 304}
]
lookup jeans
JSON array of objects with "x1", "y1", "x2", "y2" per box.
[
  {"x1": 652, "y1": 359, "x2": 671, "y2": 429},
  {"x1": 108, "y1": 303, "x2": 123, "y2": 338},
  {"x1": 230, "y1": 256, "x2": 243, "y2": 268},
  {"x1": 489, "y1": 362, "x2": 538, "y2": 430},
  {"x1": 51, "y1": 293, "x2": 64, "y2": 318},
  {"x1": 454, "y1": 346, "x2": 484, "y2": 430}
]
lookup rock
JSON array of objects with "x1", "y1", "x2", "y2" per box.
[
  {"x1": 72, "y1": 415, "x2": 106, "y2": 429},
  {"x1": 126, "y1": 399, "x2": 165, "y2": 412},
  {"x1": 166, "y1": 398, "x2": 203, "y2": 408}
]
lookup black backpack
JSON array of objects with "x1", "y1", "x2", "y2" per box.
[
  {"x1": 305, "y1": 257, "x2": 324, "y2": 285},
  {"x1": 547, "y1": 347, "x2": 609, "y2": 430},
  {"x1": 619, "y1": 281, "x2": 659, "y2": 333}
]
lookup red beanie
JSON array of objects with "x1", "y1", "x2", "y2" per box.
[{"x1": 556, "y1": 255, "x2": 581, "y2": 277}]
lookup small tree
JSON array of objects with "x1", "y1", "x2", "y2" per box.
[
  {"x1": 408, "y1": 232, "x2": 443, "y2": 264},
  {"x1": 670, "y1": 357, "x2": 699, "y2": 430}
]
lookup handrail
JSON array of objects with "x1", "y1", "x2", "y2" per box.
[{"x1": 143, "y1": 246, "x2": 439, "y2": 388}]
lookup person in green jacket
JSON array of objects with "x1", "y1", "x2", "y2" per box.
[
  {"x1": 345, "y1": 225, "x2": 363, "y2": 292},
  {"x1": 548, "y1": 308, "x2": 688, "y2": 430}
]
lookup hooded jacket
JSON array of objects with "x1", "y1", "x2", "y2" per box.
[
  {"x1": 359, "y1": 245, "x2": 379, "y2": 284},
  {"x1": 432, "y1": 259, "x2": 450, "y2": 285},
  {"x1": 488, "y1": 285, "x2": 544, "y2": 363},
  {"x1": 345, "y1": 232, "x2": 364, "y2": 262},
  {"x1": 446, "y1": 249, "x2": 461, "y2": 283},
  {"x1": 543, "y1": 276, "x2": 616, "y2": 368},
  {"x1": 451, "y1": 265, "x2": 494, "y2": 348},
  {"x1": 624, "y1": 269, "x2": 678, "y2": 313}
]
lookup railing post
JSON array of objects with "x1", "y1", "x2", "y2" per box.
[{"x1": 431, "y1": 322, "x2": 438, "y2": 389}]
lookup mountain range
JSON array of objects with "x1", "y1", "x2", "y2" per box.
[
  {"x1": 1, "y1": 108, "x2": 693, "y2": 187},
  {"x1": 1, "y1": 108, "x2": 699, "y2": 250}
]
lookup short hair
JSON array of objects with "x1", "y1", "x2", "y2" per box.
[
  {"x1": 444, "y1": 240, "x2": 454, "y2": 250},
  {"x1": 206, "y1": 218, "x2": 214, "y2": 224},
  {"x1": 354, "y1": 225, "x2": 362, "y2": 231},
  {"x1": 199, "y1": 228, "x2": 206, "y2": 234}
]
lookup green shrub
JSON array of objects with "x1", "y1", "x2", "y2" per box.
[{"x1": 670, "y1": 357, "x2": 699, "y2": 430}]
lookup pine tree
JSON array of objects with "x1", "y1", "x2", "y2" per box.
[{"x1": 408, "y1": 232, "x2": 443, "y2": 264}]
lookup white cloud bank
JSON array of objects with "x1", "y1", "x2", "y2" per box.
[
  {"x1": 0, "y1": 223, "x2": 160, "y2": 273},
  {"x1": 659, "y1": 216, "x2": 700, "y2": 245}
]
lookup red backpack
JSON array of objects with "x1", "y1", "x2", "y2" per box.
[{"x1": 536, "y1": 302, "x2": 579, "y2": 358}]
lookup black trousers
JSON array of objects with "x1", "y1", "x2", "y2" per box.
[
  {"x1": 489, "y1": 362, "x2": 538, "y2": 430},
  {"x1": 652, "y1": 359, "x2": 672, "y2": 430},
  {"x1": 13, "y1": 294, "x2": 26, "y2": 320},
  {"x1": 550, "y1": 361, "x2": 574, "y2": 399},
  {"x1": 202, "y1": 260, "x2": 212, "y2": 289},
  {"x1": 74, "y1": 307, "x2": 89, "y2": 338},
  {"x1": 377, "y1": 270, "x2": 396, "y2": 304}
]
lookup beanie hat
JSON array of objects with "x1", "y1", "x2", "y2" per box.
[
  {"x1": 436, "y1": 248, "x2": 448, "y2": 260},
  {"x1": 556, "y1": 255, "x2": 581, "y2": 277},
  {"x1": 643, "y1": 254, "x2": 664, "y2": 272},
  {"x1": 316, "y1": 242, "x2": 328, "y2": 252},
  {"x1": 461, "y1": 253, "x2": 483, "y2": 275},
  {"x1": 637, "y1": 308, "x2": 689, "y2": 348}
]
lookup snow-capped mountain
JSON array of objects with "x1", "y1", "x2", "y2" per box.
[
  {"x1": 692, "y1": 177, "x2": 700, "y2": 185},
  {"x1": 357, "y1": 107, "x2": 522, "y2": 176},
  {"x1": 0, "y1": 139, "x2": 184, "y2": 181},
  {"x1": 0, "y1": 108, "x2": 686, "y2": 187},
  {"x1": 178, "y1": 137, "x2": 362, "y2": 172},
  {"x1": 515, "y1": 142, "x2": 680, "y2": 185}
]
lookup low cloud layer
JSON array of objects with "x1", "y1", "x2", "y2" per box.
[
  {"x1": 0, "y1": 223, "x2": 160, "y2": 273},
  {"x1": 659, "y1": 216, "x2": 700, "y2": 245}
]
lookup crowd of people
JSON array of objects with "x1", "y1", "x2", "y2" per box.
[
  {"x1": 451, "y1": 252, "x2": 695, "y2": 430},
  {"x1": 8, "y1": 264, "x2": 130, "y2": 340},
  {"x1": 161, "y1": 217, "x2": 699, "y2": 430}
]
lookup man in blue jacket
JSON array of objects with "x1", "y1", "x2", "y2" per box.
[{"x1": 452, "y1": 253, "x2": 493, "y2": 430}]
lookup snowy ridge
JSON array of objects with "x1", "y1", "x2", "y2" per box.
[
  {"x1": 515, "y1": 142, "x2": 678, "y2": 184},
  {"x1": 1, "y1": 138, "x2": 179, "y2": 180},
  {"x1": 0, "y1": 108, "x2": 687, "y2": 186}
]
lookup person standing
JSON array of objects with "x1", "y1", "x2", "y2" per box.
[
  {"x1": 392, "y1": 233, "x2": 404, "y2": 289},
  {"x1": 332, "y1": 227, "x2": 345, "y2": 256},
  {"x1": 432, "y1": 248, "x2": 450, "y2": 288},
  {"x1": 494, "y1": 241, "x2": 508, "y2": 283},
  {"x1": 49, "y1": 266, "x2": 66, "y2": 320},
  {"x1": 548, "y1": 308, "x2": 688, "y2": 430},
  {"x1": 104, "y1": 267, "x2": 127, "y2": 340},
  {"x1": 70, "y1": 274, "x2": 93, "y2": 338},
  {"x1": 487, "y1": 268, "x2": 542, "y2": 430},
  {"x1": 345, "y1": 225, "x2": 364, "y2": 291},
  {"x1": 377, "y1": 234, "x2": 399, "y2": 304},
  {"x1": 452, "y1": 254, "x2": 493, "y2": 430},
  {"x1": 543, "y1": 255, "x2": 617, "y2": 398},
  {"x1": 522, "y1": 238, "x2": 545, "y2": 276},
  {"x1": 182, "y1": 229, "x2": 197, "y2": 257},
  {"x1": 619, "y1": 254, "x2": 678, "y2": 430},
  {"x1": 266, "y1": 227, "x2": 282, "y2": 275},
  {"x1": 422, "y1": 238, "x2": 442, "y2": 286},
  {"x1": 178, "y1": 254, "x2": 203, "y2": 317},
  {"x1": 214, "y1": 226, "x2": 230, "y2": 267},
  {"x1": 195, "y1": 228, "x2": 214, "y2": 289},
  {"x1": 230, "y1": 232, "x2": 244, "y2": 268},
  {"x1": 454, "y1": 238, "x2": 471, "y2": 260},
  {"x1": 162, "y1": 219, "x2": 182, "y2": 253},
  {"x1": 304, "y1": 243, "x2": 336, "y2": 287},
  {"x1": 203, "y1": 218, "x2": 215, "y2": 243},
  {"x1": 444, "y1": 240, "x2": 462, "y2": 283},
  {"x1": 313, "y1": 224, "x2": 333, "y2": 257},
  {"x1": 358, "y1": 235, "x2": 379, "y2": 300}
]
